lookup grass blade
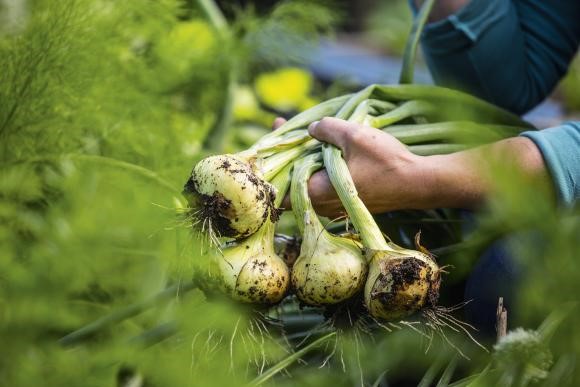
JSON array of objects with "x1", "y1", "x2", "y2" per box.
[{"x1": 250, "y1": 331, "x2": 336, "y2": 386}]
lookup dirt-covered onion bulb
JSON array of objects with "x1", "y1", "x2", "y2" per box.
[
  {"x1": 292, "y1": 212, "x2": 367, "y2": 306},
  {"x1": 320, "y1": 108, "x2": 442, "y2": 321},
  {"x1": 364, "y1": 241, "x2": 440, "y2": 321},
  {"x1": 210, "y1": 221, "x2": 290, "y2": 304},
  {"x1": 183, "y1": 154, "x2": 274, "y2": 239}
]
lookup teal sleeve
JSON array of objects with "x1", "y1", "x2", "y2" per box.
[
  {"x1": 521, "y1": 123, "x2": 580, "y2": 207},
  {"x1": 413, "y1": 0, "x2": 580, "y2": 114}
]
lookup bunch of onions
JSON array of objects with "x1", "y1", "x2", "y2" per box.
[
  {"x1": 290, "y1": 153, "x2": 367, "y2": 306},
  {"x1": 185, "y1": 0, "x2": 534, "y2": 316},
  {"x1": 205, "y1": 165, "x2": 293, "y2": 304},
  {"x1": 185, "y1": 84, "x2": 532, "y2": 313}
]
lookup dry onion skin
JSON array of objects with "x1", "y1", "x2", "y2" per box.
[{"x1": 290, "y1": 154, "x2": 367, "y2": 306}]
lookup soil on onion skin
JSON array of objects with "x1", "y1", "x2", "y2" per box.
[{"x1": 373, "y1": 257, "x2": 441, "y2": 317}]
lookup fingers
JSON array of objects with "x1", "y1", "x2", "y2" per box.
[
  {"x1": 281, "y1": 170, "x2": 344, "y2": 218},
  {"x1": 307, "y1": 170, "x2": 345, "y2": 218},
  {"x1": 272, "y1": 117, "x2": 287, "y2": 130},
  {"x1": 308, "y1": 117, "x2": 362, "y2": 150}
]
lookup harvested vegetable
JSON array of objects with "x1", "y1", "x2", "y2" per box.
[
  {"x1": 290, "y1": 154, "x2": 367, "y2": 306},
  {"x1": 205, "y1": 165, "x2": 292, "y2": 304},
  {"x1": 184, "y1": 0, "x2": 533, "y2": 314},
  {"x1": 184, "y1": 154, "x2": 275, "y2": 239},
  {"x1": 185, "y1": 85, "x2": 528, "y2": 241},
  {"x1": 321, "y1": 94, "x2": 441, "y2": 320}
]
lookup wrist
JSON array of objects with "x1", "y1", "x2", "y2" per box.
[
  {"x1": 413, "y1": 152, "x2": 484, "y2": 210},
  {"x1": 383, "y1": 152, "x2": 442, "y2": 211}
]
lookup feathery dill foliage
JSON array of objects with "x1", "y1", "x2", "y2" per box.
[{"x1": 0, "y1": 0, "x2": 340, "y2": 385}]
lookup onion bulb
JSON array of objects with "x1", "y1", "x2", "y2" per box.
[
  {"x1": 211, "y1": 221, "x2": 290, "y2": 304},
  {"x1": 364, "y1": 239, "x2": 440, "y2": 320},
  {"x1": 184, "y1": 135, "x2": 322, "y2": 240},
  {"x1": 290, "y1": 154, "x2": 367, "y2": 306},
  {"x1": 184, "y1": 154, "x2": 274, "y2": 239}
]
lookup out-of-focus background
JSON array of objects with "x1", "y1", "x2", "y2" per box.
[{"x1": 0, "y1": 0, "x2": 578, "y2": 386}]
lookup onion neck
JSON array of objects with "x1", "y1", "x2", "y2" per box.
[
  {"x1": 256, "y1": 162, "x2": 293, "y2": 244},
  {"x1": 322, "y1": 145, "x2": 389, "y2": 251},
  {"x1": 261, "y1": 139, "x2": 319, "y2": 181},
  {"x1": 290, "y1": 153, "x2": 326, "y2": 236}
]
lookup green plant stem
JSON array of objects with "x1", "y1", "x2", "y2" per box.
[
  {"x1": 196, "y1": 0, "x2": 229, "y2": 37},
  {"x1": 257, "y1": 162, "x2": 294, "y2": 261},
  {"x1": 255, "y1": 129, "x2": 310, "y2": 156},
  {"x1": 251, "y1": 94, "x2": 353, "y2": 150},
  {"x1": 290, "y1": 153, "x2": 324, "y2": 234},
  {"x1": 197, "y1": 0, "x2": 236, "y2": 152},
  {"x1": 203, "y1": 68, "x2": 238, "y2": 152},
  {"x1": 127, "y1": 321, "x2": 178, "y2": 347},
  {"x1": 385, "y1": 122, "x2": 525, "y2": 144},
  {"x1": 59, "y1": 281, "x2": 196, "y2": 346},
  {"x1": 370, "y1": 100, "x2": 434, "y2": 127},
  {"x1": 399, "y1": 0, "x2": 436, "y2": 84},
  {"x1": 261, "y1": 139, "x2": 318, "y2": 181},
  {"x1": 269, "y1": 163, "x2": 293, "y2": 208},
  {"x1": 367, "y1": 99, "x2": 397, "y2": 115},
  {"x1": 372, "y1": 84, "x2": 533, "y2": 128},
  {"x1": 249, "y1": 332, "x2": 337, "y2": 386}
]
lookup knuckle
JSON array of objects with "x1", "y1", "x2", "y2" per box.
[{"x1": 345, "y1": 127, "x2": 363, "y2": 143}]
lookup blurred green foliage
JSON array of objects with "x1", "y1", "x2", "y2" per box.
[
  {"x1": 364, "y1": 0, "x2": 413, "y2": 56},
  {"x1": 1, "y1": 0, "x2": 579, "y2": 386},
  {"x1": 559, "y1": 54, "x2": 580, "y2": 112}
]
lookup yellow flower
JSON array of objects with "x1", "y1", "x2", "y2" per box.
[{"x1": 255, "y1": 68, "x2": 313, "y2": 112}]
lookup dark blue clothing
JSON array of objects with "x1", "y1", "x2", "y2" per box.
[
  {"x1": 416, "y1": 0, "x2": 580, "y2": 207},
  {"x1": 410, "y1": 0, "x2": 580, "y2": 334}
]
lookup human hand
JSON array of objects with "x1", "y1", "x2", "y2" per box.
[
  {"x1": 305, "y1": 118, "x2": 428, "y2": 218},
  {"x1": 273, "y1": 117, "x2": 428, "y2": 217}
]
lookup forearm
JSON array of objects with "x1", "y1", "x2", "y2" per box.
[{"x1": 411, "y1": 137, "x2": 552, "y2": 209}]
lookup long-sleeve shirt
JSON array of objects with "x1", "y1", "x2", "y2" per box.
[{"x1": 414, "y1": 0, "x2": 580, "y2": 206}]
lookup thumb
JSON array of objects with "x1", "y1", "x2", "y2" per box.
[{"x1": 308, "y1": 117, "x2": 360, "y2": 150}]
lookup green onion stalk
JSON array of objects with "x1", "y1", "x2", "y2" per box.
[
  {"x1": 290, "y1": 153, "x2": 367, "y2": 306},
  {"x1": 321, "y1": 93, "x2": 442, "y2": 321},
  {"x1": 206, "y1": 164, "x2": 293, "y2": 304}
]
